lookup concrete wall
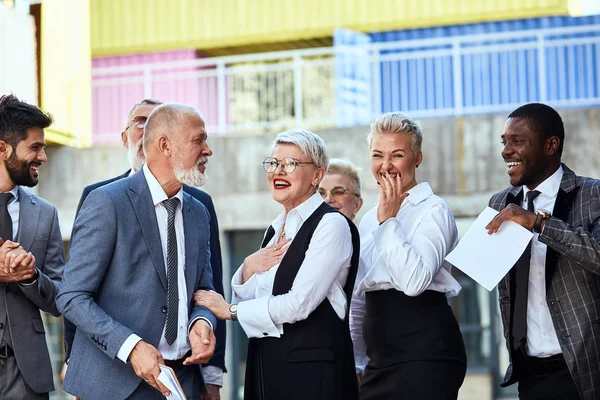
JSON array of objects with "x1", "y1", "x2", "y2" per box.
[{"x1": 41, "y1": 107, "x2": 600, "y2": 237}]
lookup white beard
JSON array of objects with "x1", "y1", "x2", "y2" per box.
[
  {"x1": 174, "y1": 157, "x2": 208, "y2": 187},
  {"x1": 127, "y1": 140, "x2": 145, "y2": 171}
]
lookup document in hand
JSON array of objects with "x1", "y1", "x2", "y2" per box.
[
  {"x1": 158, "y1": 364, "x2": 187, "y2": 400},
  {"x1": 445, "y1": 207, "x2": 534, "y2": 291}
]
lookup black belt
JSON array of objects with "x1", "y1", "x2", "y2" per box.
[
  {"x1": 0, "y1": 345, "x2": 14, "y2": 359},
  {"x1": 163, "y1": 351, "x2": 192, "y2": 369},
  {"x1": 528, "y1": 354, "x2": 566, "y2": 374}
]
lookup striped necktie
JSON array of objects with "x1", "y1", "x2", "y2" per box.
[{"x1": 162, "y1": 197, "x2": 180, "y2": 346}]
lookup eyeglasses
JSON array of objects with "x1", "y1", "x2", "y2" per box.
[
  {"x1": 263, "y1": 157, "x2": 315, "y2": 173},
  {"x1": 318, "y1": 186, "x2": 360, "y2": 201},
  {"x1": 126, "y1": 117, "x2": 147, "y2": 130}
]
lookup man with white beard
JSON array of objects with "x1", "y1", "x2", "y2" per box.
[
  {"x1": 63, "y1": 100, "x2": 227, "y2": 400},
  {"x1": 58, "y1": 103, "x2": 218, "y2": 399}
]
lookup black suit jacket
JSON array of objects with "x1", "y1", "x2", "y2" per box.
[{"x1": 64, "y1": 170, "x2": 227, "y2": 372}]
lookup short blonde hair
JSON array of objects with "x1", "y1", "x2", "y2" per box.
[
  {"x1": 327, "y1": 158, "x2": 361, "y2": 196},
  {"x1": 367, "y1": 112, "x2": 423, "y2": 153},
  {"x1": 271, "y1": 129, "x2": 329, "y2": 170}
]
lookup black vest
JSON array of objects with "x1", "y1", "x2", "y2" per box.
[{"x1": 244, "y1": 203, "x2": 360, "y2": 400}]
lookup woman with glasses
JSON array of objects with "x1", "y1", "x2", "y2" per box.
[
  {"x1": 195, "y1": 129, "x2": 360, "y2": 400},
  {"x1": 351, "y1": 112, "x2": 467, "y2": 400},
  {"x1": 319, "y1": 158, "x2": 364, "y2": 221}
]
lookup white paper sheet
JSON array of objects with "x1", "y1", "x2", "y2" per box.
[
  {"x1": 158, "y1": 364, "x2": 187, "y2": 400},
  {"x1": 445, "y1": 207, "x2": 534, "y2": 291}
]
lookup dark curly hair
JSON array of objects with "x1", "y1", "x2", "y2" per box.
[{"x1": 0, "y1": 94, "x2": 53, "y2": 148}]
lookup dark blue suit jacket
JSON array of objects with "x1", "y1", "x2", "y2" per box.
[{"x1": 64, "y1": 170, "x2": 226, "y2": 372}]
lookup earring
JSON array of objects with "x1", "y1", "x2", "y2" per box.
[{"x1": 416, "y1": 164, "x2": 419, "y2": 168}]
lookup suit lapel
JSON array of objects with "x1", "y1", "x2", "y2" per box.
[
  {"x1": 506, "y1": 186, "x2": 524, "y2": 208},
  {"x1": 545, "y1": 165, "x2": 578, "y2": 289},
  {"x1": 16, "y1": 187, "x2": 39, "y2": 251},
  {"x1": 261, "y1": 226, "x2": 275, "y2": 249},
  {"x1": 183, "y1": 193, "x2": 198, "y2": 299},
  {"x1": 128, "y1": 171, "x2": 167, "y2": 292}
]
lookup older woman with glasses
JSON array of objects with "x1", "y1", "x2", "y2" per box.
[
  {"x1": 319, "y1": 158, "x2": 364, "y2": 221},
  {"x1": 195, "y1": 129, "x2": 360, "y2": 400},
  {"x1": 351, "y1": 112, "x2": 467, "y2": 400}
]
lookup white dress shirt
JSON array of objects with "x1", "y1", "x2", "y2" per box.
[
  {"x1": 231, "y1": 192, "x2": 353, "y2": 339},
  {"x1": 523, "y1": 166, "x2": 563, "y2": 357},
  {"x1": 2, "y1": 185, "x2": 20, "y2": 240},
  {"x1": 117, "y1": 166, "x2": 205, "y2": 362},
  {"x1": 350, "y1": 182, "x2": 461, "y2": 371}
]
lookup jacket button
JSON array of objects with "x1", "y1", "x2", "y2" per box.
[
  {"x1": 262, "y1": 332, "x2": 268, "y2": 336},
  {"x1": 161, "y1": 306, "x2": 168, "y2": 313},
  {"x1": 0, "y1": 322, "x2": 3, "y2": 329}
]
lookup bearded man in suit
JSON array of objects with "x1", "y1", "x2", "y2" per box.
[
  {"x1": 0, "y1": 94, "x2": 65, "y2": 399},
  {"x1": 63, "y1": 99, "x2": 226, "y2": 399},
  {"x1": 58, "y1": 103, "x2": 216, "y2": 399}
]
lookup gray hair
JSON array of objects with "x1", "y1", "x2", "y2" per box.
[
  {"x1": 271, "y1": 129, "x2": 329, "y2": 170},
  {"x1": 124, "y1": 98, "x2": 163, "y2": 130},
  {"x1": 144, "y1": 102, "x2": 203, "y2": 149},
  {"x1": 327, "y1": 158, "x2": 361, "y2": 196},
  {"x1": 367, "y1": 112, "x2": 423, "y2": 153}
]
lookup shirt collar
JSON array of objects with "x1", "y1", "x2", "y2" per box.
[
  {"x1": 404, "y1": 182, "x2": 434, "y2": 206},
  {"x1": 142, "y1": 165, "x2": 184, "y2": 206},
  {"x1": 272, "y1": 192, "x2": 324, "y2": 229},
  {"x1": 8, "y1": 186, "x2": 19, "y2": 202},
  {"x1": 523, "y1": 165, "x2": 563, "y2": 200}
]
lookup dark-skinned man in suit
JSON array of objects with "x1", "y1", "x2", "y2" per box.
[{"x1": 487, "y1": 103, "x2": 600, "y2": 400}]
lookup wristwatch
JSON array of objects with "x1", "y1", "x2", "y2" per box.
[
  {"x1": 533, "y1": 209, "x2": 551, "y2": 233},
  {"x1": 229, "y1": 304, "x2": 238, "y2": 322}
]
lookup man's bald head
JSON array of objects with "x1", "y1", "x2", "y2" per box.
[
  {"x1": 142, "y1": 102, "x2": 212, "y2": 192},
  {"x1": 143, "y1": 103, "x2": 204, "y2": 151}
]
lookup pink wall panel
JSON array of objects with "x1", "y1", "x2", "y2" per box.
[{"x1": 92, "y1": 49, "x2": 224, "y2": 145}]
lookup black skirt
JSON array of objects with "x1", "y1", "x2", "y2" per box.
[{"x1": 359, "y1": 289, "x2": 467, "y2": 400}]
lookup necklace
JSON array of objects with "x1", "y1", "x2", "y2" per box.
[{"x1": 277, "y1": 224, "x2": 286, "y2": 244}]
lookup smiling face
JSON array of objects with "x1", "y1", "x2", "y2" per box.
[
  {"x1": 319, "y1": 173, "x2": 363, "y2": 220},
  {"x1": 269, "y1": 144, "x2": 324, "y2": 212},
  {"x1": 4, "y1": 127, "x2": 47, "y2": 187},
  {"x1": 501, "y1": 117, "x2": 559, "y2": 189},
  {"x1": 370, "y1": 132, "x2": 422, "y2": 192},
  {"x1": 121, "y1": 103, "x2": 158, "y2": 171}
]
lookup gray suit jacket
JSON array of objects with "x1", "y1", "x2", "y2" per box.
[
  {"x1": 56, "y1": 169, "x2": 216, "y2": 400},
  {"x1": 490, "y1": 164, "x2": 600, "y2": 400},
  {"x1": 1, "y1": 187, "x2": 64, "y2": 393}
]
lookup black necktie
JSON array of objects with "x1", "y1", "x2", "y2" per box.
[
  {"x1": 0, "y1": 193, "x2": 14, "y2": 242},
  {"x1": 163, "y1": 197, "x2": 180, "y2": 346},
  {"x1": 511, "y1": 189, "x2": 541, "y2": 350}
]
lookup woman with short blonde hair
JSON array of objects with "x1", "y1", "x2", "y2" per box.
[{"x1": 351, "y1": 112, "x2": 467, "y2": 399}]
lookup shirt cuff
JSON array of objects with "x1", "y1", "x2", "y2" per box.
[
  {"x1": 237, "y1": 296, "x2": 281, "y2": 338},
  {"x1": 231, "y1": 266, "x2": 258, "y2": 302},
  {"x1": 189, "y1": 317, "x2": 214, "y2": 332},
  {"x1": 203, "y1": 365, "x2": 223, "y2": 386},
  {"x1": 373, "y1": 218, "x2": 405, "y2": 251},
  {"x1": 18, "y1": 268, "x2": 40, "y2": 286},
  {"x1": 117, "y1": 334, "x2": 142, "y2": 363}
]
